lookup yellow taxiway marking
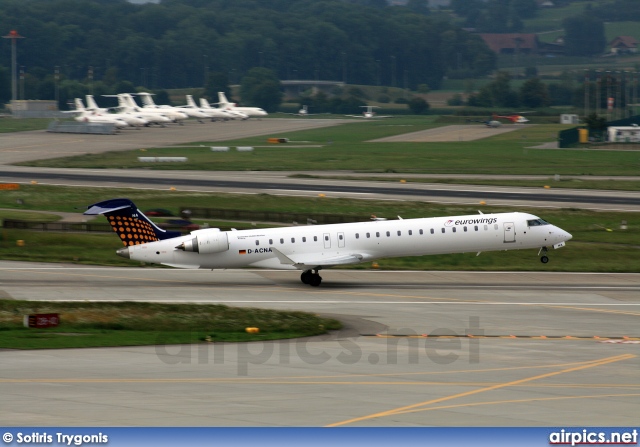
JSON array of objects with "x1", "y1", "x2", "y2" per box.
[
  {"x1": 325, "y1": 353, "x2": 636, "y2": 427},
  {"x1": 391, "y1": 392, "x2": 640, "y2": 417}
]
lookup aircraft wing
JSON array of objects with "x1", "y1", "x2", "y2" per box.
[{"x1": 271, "y1": 248, "x2": 364, "y2": 270}]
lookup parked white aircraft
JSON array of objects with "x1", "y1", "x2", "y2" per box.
[
  {"x1": 85, "y1": 198, "x2": 572, "y2": 287},
  {"x1": 65, "y1": 99, "x2": 131, "y2": 129},
  {"x1": 217, "y1": 92, "x2": 268, "y2": 117},
  {"x1": 280, "y1": 105, "x2": 323, "y2": 117},
  {"x1": 200, "y1": 97, "x2": 248, "y2": 120},
  {"x1": 137, "y1": 92, "x2": 207, "y2": 122},
  {"x1": 103, "y1": 94, "x2": 174, "y2": 126},
  {"x1": 80, "y1": 95, "x2": 149, "y2": 128},
  {"x1": 180, "y1": 95, "x2": 234, "y2": 121},
  {"x1": 346, "y1": 105, "x2": 391, "y2": 119}
]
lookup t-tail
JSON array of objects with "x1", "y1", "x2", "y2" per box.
[
  {"x1": 85, "y1": 198, "x2": 181, "y2": 247},
  {"x1": 137, "y1": 92, "x2": 156, "y2": 107}
]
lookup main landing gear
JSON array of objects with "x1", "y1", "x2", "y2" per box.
[
  {"x1": 538, "y1": 246, "x2": 549, "y2": 264},
  {"x1": 301, "y1": 269, "x2": 322, "y2": 287}
]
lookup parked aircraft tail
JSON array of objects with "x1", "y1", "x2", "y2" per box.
[
  {"x1": 186, "y1": 95, "x2": 198, "y2": 108},
  {"x1": 74, "y1": 98, "x2": 86, "y2": 111},
  {"x1": 85, "y1": 198, "x2": 181, "y2": 247},
  {"x1": 217, "y1": 92, "x2": 233, "y2": 106},
  {"x1": 137, "y1": 92, "x2": 156, "y2": 107},
  {"x1": 85, "y1": 95, "x2": 100, "y2": 111}
]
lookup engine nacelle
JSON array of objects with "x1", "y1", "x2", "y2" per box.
[{"x1": 176, "y1": 229, "x2": 229, "y2": 254}]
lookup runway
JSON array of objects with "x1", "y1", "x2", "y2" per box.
[
  {"x1": 1, "y1": 262, "x2": 638, "y2": 426},
  {"x1": 2, "y1": 165, "x2": 639, "y2": 211}
]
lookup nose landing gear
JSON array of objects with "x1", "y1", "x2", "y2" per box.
[
  {"x1": 301, "y1": 269, "x2": 322, "y2": 287},
  {"x1": 538, "y1": 247, "x2": 549, "y2": 263}
]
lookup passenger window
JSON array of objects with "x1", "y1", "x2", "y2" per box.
[
  {"x1": 419, "y1": 229, "x2": 424, "y2": 235},
  {"x1": 339, "y1": 234, "x2": 344, "y2": 240},
  {"x1": 269, "y1": 239, "x2": 273, "y2": 245},
  {"x1": 291, "y1": 238, "x2": 295, "y2": 243},
  {"x1": 441, "y1": 228, "x2": 445, "y2": 233},
  {"x1": 324, "y1": 235, "x2": 329, "y2": 241},
  {"x1": 408, "y1": 230, "x2": 413, "y2": 236},
  {"x1": 484, "y1": 225, "x2": 488, "y2": 231},
  {"x1": 430, "y1": 229, "x2": 434, "y2": 234},
  {"x1": 474, "y1": 226, "x2": 478, "y2": 231},
  {"x1": 255, "y1": 240, "x2": 259, "y2": 246},
  {"x1": 463, "y1": 226, "x2": 467, "y2": 232},
  {"x1": 386, "y1": 231, "x2": 390, "y2": 237},
  {"x1": 376, "y1": 232, "x2": 380, "y2": 237},
  {"x1": 397, "y1": 231, "x2": 401, "y2": 236},
  {"x1": 302, "y1": 237, "x2": 306, "y2": 242},
  {"x1": 314, "y1": 236, "x2": 318, "y2": 242},
  {"x1": 452, "y1": 227, "x2": 456, "y2": 233},
  {"x1": 366, "y1": 232, "x2": 370, "y2": 238},
  {"x1": 355, "y1": 233, "x2": 359, "y2": 239},
  {"x1": 280, "y1": 238, "x2": 284, "y2": 244}
]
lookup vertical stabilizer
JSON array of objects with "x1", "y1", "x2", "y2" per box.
[
  {"x1": 85, "y1": 198, "x2": 181, "y2": 247},
  {"x1": 218, "y1": 92, "x2": 232, "y2": 106},
  {"x1": 186, "y1": 95, "x2": 197, "y2": 108},
  {"x1": 85, "y1": 95, "x2": 100, "y2": 110},
  {"x1": 138, "y1": 92, "x2": 156, "y2": 107},
  {"x1": 74, "y1": 98, "x2": 86, "y2": 111}
]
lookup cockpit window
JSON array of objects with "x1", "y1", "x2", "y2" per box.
[{"x1": 527, "y1": 219, "x2": 550, "y2": 226}]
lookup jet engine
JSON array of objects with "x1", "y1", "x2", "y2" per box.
[{"x1": 176, "y1": 229, "x2": 229, "y2": 254}]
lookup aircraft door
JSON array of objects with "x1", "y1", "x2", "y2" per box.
[
  {"x1": 323, "y1": 233, "x2": 331, "y2": 249},
  {"x1": 338, "y1": 232, "x2": 345, "y2": 248},
  {"x1": 503, "y1": 222, "x2": 515, "y2": 243}
]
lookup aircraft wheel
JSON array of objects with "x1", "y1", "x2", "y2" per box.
[
  {"x1": 541, "y1": 256, "x2": 549, "y2": 264},
  {"x1": 309, "y1": 274, "x2": 322, "y2": 287},
  {"x1": 301, "y1": 271, "x2": 312, "y2": 284}
]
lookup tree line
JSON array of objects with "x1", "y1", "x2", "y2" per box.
[{"x1": 0, "y1": 0, "x2": 496, "y2": 105}]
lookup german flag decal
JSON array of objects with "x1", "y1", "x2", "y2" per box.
[{"x1": 239, "y1": 250, "x2": 247, "y2": 255}]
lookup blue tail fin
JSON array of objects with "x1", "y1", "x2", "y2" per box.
[{"x1": 85, "y1": 198, "x2": 181, "y2": 247}]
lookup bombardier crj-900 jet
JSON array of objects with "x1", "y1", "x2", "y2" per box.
[{"x1": 85, "y1": 199, "x2": 572, "y2": 287}]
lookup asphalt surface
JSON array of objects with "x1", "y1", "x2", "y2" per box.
[
  {"x1": 1, "y1": 119, "x2": 638, "y2": 427},
  {"x1": 0, "y1": 119, "x2": 637, "y2": 211},
  {"x1": 0, "y1": 263, "x2": 639, "y2": 426}
]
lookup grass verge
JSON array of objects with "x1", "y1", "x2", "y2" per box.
[{"x1": 0, "y1": 300, "x2": 341, "y2": 350}]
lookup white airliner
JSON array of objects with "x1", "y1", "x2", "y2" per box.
[
  {"x1": 198, "y1": 97, "x2": 247, "y2": 120},
  {"x1": 180, "y1": 95, "x2": 235, "y2": 121},
  {"x1": 82, "y1": 95, "x2": 149, "y2": 128},
  {"x1": 138, "y1": 92, "x2": 207, "y2": 122},
  {"x1": 85, "y1": 198, "x2": 572, "y2": 287},
  {"x1": 65, "y1": 99, "x2": 130, "y2": 129},
  {"x1": 103, "y1": 94, "x2": 175, "y2": 126},
  {"x1": 346, "y1": 105, "x2": 391, "y2": 119},
  {"x1": 217, "y1": 92, "x2": 268, "y2": 117}
]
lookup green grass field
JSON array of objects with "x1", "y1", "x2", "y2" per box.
[
  {"x1": 1, "y1": 185, "x2": 638, "y2": 272},
  {"x1": 0, "y1": 300, "x2": 341, "y2": 349},
  {"x1": 17, "y1": 119, "x2": 640, "y2": 176}
]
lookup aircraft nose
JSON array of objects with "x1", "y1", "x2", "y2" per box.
[{"x1": 560, "y1": 229, "x2": 572, "y2": 241}]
